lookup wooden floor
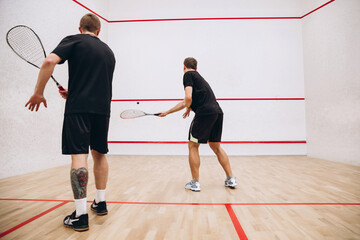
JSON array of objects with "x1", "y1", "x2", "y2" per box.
[{"x1": 0, "y1": 155, "x2": 359, "y2": 239}]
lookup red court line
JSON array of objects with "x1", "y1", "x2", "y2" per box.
[
  {"x1": 109, "y1": 17, "x2": 301, "y2": 23},
  {"x1": 0, "y1": 198, "x2": 71, "y2": 202},
  {"x1": 0, "y1": 201, "x2": 68, "y2": 239},
  {"x1": 108, "y1": 141, "x2": 188, "y2": 144},
  {"x1": 111, "y1": 98, "x2": 305, "y2": 102},
  {"x1": 73, "y1": 0, "x2": 334, "y2": 23},
  {"x1": 217, "y1": 98, "x2": 305, "y2": 101},
  {"x1": 108, "y1": 141, "x2": 307, "y2": 144},
  {"x1": 226, "y1": 204, "x2": 248, "y2": 240},
  {"x1": 101, "y1": 201, "x2": 360, "y2": 206},
  {"x1": 230, "y1": 202, "x2": 360, "y2": 206},
  {"x1": 72, "y1": 0, "x2": 109, "y2": 22},
  {"x1": 301, "y1": 0, "x2": 335, "y2": 18},
  {"x1": 106, "y1": 201, "x2": 222, "y2": 205},
  {"x1": 112, "y1": 98, "x2": 182, "y2": 102}
]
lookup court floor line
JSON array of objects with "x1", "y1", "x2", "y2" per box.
[
  {"x1": 0, "y1": 201, "x2": 69, "y2": 239},
  {"x1": 1, "y1": 198, "x2": 359, "y2": 205},
  {"x1": 226, "y1": 204, "x2": 248, "y2": 240}
]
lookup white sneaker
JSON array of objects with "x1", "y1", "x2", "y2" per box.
[
  {"x1": 185, "y1": 180, "x2": 201, "y2": 192},
  {"x1": 225, "y1": 177, "x2": 237, "y2": 189}
]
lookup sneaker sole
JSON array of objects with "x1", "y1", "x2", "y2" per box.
[
  {"x1": 74, "y1": 227, "x2": 89, "y2": 232},
  {"x1": 225, "y1": 185, "x2": 236, "y2": 189},
  {"x1": 185, "y1": 187, "x2": 201, "y2": 192},
  {"x1": 91, "y1": 207, "x2": 108, "y2": 215},
  {"x1": 64, "y1": 224, "x2": 89, "y2": 232}
]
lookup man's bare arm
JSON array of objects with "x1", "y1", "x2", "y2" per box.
[
  {"x1": 25, "y1": 53, "x2": 61, "y2": 111},
  {"x1": 159, "y1": 101, "x2": 186, "y2": 117},
  {"x1": 159, "y1": 86, "x2": 193, "y2": 117}
]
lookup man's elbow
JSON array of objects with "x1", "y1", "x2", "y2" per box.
[
  {"x1": 42, "y1": 58, "x2": 57, "y2": 68},
  {"x1": 42, "y1": 54, "x2": 60, "y2": 68}
]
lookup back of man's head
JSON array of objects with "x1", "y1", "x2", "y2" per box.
[
  {"x1": 184, "y1": 57, "x2": 197, "y2": 70},
  {"x1": 80, "y1": 13, "x2": 101, "y2": 33}
]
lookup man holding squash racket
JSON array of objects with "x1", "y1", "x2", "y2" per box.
[
  {"x1": 159, "y1": 57, "x2": 237, "y2": 192},
  {"x1": 25, "y1": 13, "x2": 115, "y2": 231}
]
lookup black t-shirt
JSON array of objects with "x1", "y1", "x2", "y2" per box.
[
  {"x1": 183, "y1": 71, "x2": 223, "y2": 115},
  {"x1": 52, "y1": 34, "x2": 116, "y2": 116}
]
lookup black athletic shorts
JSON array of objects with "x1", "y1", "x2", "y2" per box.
[
  {"x1": 188, "y1": 113, "x2": 223, "y2": 144},
  {"x1": 62, "y1": 113, "x2": 110, "y2": 155}
]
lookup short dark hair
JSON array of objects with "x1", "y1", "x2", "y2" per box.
[
  {"x1": 184, "y1": 57, "x2": 197, "y2": 69},
  {"x1": 80, "y1": 13, "x2": 101, "y2": 33}
]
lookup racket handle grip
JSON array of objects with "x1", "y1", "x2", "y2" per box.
[
  {"x1": 58, "y1": 86, "x2": 65, "y2": 91},
  {"x1": 154, "y1": 113, "x2": 161, "y2": 116}
]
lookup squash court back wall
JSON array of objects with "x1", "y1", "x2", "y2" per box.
[{"x1": 107, "y1": 16, "x2": 306, "y2": 155}]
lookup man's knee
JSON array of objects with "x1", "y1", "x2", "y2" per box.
[
  {"x1": 91, "y1": 149, "x2": 105, "y2": 160},
  {"x1": 188, "y1": 141, "x2": 200, "y2": 150},
  {"x1": 209, "y1": 142, "x2": 221, "y2": 153}
]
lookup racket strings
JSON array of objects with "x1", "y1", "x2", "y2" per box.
[
  {"x1": 7, "y1": 26, "x2": 45, "y2": 68},
  {"x1": 120, "y1": 109, "x2": 146, "y2": 119}
]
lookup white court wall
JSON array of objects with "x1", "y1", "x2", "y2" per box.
[
  {"x1": 108, "y1": 0, "x2": 304, "y2": 19},
  {"x1": 107, "y1": 0, "x2": 306, "y2": 155},
  {"x1": 302, "y1": 0, "x2": 360, "y2": 165},
  {"x1": 0, "y1": 0, "x2": 109, "y2": 179}
]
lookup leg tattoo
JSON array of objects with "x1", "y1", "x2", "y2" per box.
[{"x1": 71, "y1": 167, "x2": 88, "y2": 199}]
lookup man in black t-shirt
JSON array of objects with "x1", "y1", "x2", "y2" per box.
[
  {"x1": 25, "y1": 13, "x2": 115, "y2": 231},
  {"x1": 159, "y1": 57, "x2": 237, "y2": 192}
]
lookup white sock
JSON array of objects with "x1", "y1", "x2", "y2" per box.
[
  {"x1": 74, "y1": 198, "x2": 87, "y2": 217},
  {"x1": 95, "y1": 189, "x2": 106, "y2": 203}
]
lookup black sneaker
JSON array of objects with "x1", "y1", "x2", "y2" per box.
[
  {"x1": 91, "y1": 200, "x2": 108, "y2": 215},
  {"x1": 63, "y1": 211, "x2": 89, "y2": 232}
]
